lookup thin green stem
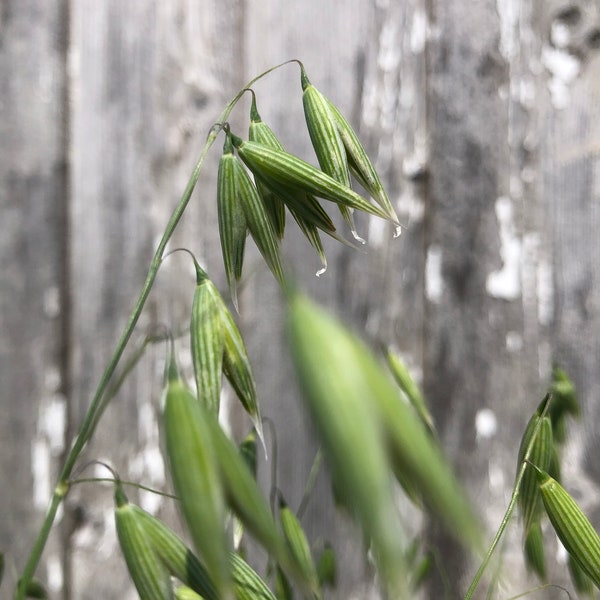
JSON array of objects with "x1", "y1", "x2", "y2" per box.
[
  {"x1": 297, "y1": 447, "x2": 323, "y2": 520},
  {"x1": 16, "y1": 58, "x2": 300, "y2": 600},
  {"x1": 463, "y1": 396, "x2": 552, "y2": 600}
]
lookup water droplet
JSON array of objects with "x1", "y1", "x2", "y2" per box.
[
  {"x1": 393, "y1": 225, "x2": 402, "y2": 238},
  {"x1": 351, "y1": 229, "x2": 366, "y2": 245},
  {"x1": 315, "y1": 266, "x2": 327, "y2": 277}
]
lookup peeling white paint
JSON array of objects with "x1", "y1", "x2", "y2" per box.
[
  {"x1": 397, "y1": 190, "x2": 425, "y2": 224},
  {"x1": 46, "y1": 553, "x2": 63, "y2": 592},
  {"x1": 486, "y1": 196, "x2": 521, "y2": 300},
  {"x1": 537, "y1": 259, "x2": 554, "y2": 326},
  {"x1": 425, "y1": 245, "x2": 443, "y2": 303},
  {"x1": 378, "y1": 21, "x2": 401, "y2": 72},
  {"x1": 43, "y1": 286, "x2": 60, "y2": 318},
  {"x1": 41, "y1": 395, "x2": 67, "y2": 453},
  {"x1": 542, "y1": 45, "x2": 581, "y2": 109},
  {"x1": 496, "y1": 0, "x2": 519, "y2": 61},
  {"x1": 32, "y1": 439, "x2": 50, "y2": 509},
  {"x1": 44, "y1": 366, "x2": 62, "y2": 393},
  {"x1": 137, "y1": 402, "x2": 156, "y2": 442},
  {"x1": 506, "y1": 331, "x2": 523, "y2": 352},
  {"x1": 488, "y1": 461, "x2": 505, "y2": 492},
  {"x1": 410, "y1": 9, "x2": 427, "y2": 54},
  {"x1": 475, "y1": 408, "x2": 498, "y2": 441},
  {"x1": 550, "y1": 21, "x2": 571, "y2": 48},
  {"x1": 32, "y1": 394, "x2": 67, "y2": 507}
]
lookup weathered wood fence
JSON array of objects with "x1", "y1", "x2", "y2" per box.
[{"x1": 2, "y1": 1, "x2": 600, "y2": 598}]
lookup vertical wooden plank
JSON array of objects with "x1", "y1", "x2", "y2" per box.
[
  {"x1": 422, "y1": 1, "x2": 549, "y2": 595},
  {"x1": 0, "y1": 0, "x2": 69, "y2": 595},
  {"x1": 66, "y1": 2, "x2": 243, "y2": 598},
  {"x1": 542, "y1": 0, "x2": 600, "y2": 584},
  {"x1": 242, "y1": 2, "x2": 422, "y2": 596}
]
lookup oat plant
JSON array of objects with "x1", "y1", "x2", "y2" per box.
[{"x1": 9, "y1": 60, "x2": 600, "y2": 599}]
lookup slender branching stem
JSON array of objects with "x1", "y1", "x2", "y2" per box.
[{"x1": 15, "y1": 59, "x2": 300, "y2": 600}]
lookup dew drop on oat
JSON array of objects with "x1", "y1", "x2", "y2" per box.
[
  {"x1": 393, "y1": 225, "x2": 402, "y2": 238},
  {"x1": 316, "y1": 266, "x2": 327, "y2": 277},
  {"x1": 351, "y1": 229, "x2": 366, "y2": 245}
]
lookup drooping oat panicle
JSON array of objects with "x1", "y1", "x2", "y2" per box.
[
  {"x1": 300, "y1": 66, "x2": 361, "y2": 241},
  {"x1": 523, "y1": 519, "x2": 546, "y2": 581},
  {"x1": 162, "y1": 353, "x2": 233, "y2": 600},
  {"x1": 114, "y1": 484, "x2": 174, "y2": 600},
  {"x1": 536, "y1": 468, "x2": 600, "y2": 589},
  {"x1": 230, "y1": 135, "x2": 393, "y2": 223},
  {"x1": 190, "y1": 266, "x2": 224, "y2": 413},
  {"x1": 218, "y1": 134, "x2": 248, "y2": 309},
  {"x1": 517, "y1": 413, "x2": 554, "y2": 536},
  {"x1": 278, "y1": 495, "x2": 320, "y2": 596},
  {"x1": 287, "y1": 293, "x2": 409, "y2": 598}
]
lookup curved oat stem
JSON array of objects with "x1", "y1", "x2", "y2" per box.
[{"x1": 15, "y1": 59, "x2": 302, "y2": 600}]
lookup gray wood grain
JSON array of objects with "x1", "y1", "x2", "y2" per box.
[
  {"x1": 2, "y1": 0, "x2": 600, "y2": 598},
  {"x1": 0, "y1": 0, "x2": 69, "y2": 595}
]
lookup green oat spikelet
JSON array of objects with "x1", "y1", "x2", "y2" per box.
[
  {"x1": 218, "y1": 133, "x2": 248, "y2": 310},
  {"x1": 230, "y1": 135, "x2": 393, "y2": 224},
  {"x1": 190, "y1": 264, "x2": 224, "y2": 414},
  {"x1": 114, "y1": 484, "x2": 173, "y2": 600},
  {"x1": 316, "y1": 543, "x2": 337, "y2": 589},
  {"x1": 188, "y1": 260, "x2": 263, "y2": 440},
  {"x1": 174, "y1": 587, "x2": 204, "y2": 600},
  {"x1": 229, "y1": 553, "x2": 277, "y2": 600},
  {"x1": 134, "y1": 504, "x2": 275, "y2": 600},
  {"x1": 248, "y1": 95, "x2": 286, "y2": 239},
  {"x1": 517, "y1": 409, "x2": 554, "y2": 536},
  {"x1": 131, "y1": 505, "x2": 219, "y2": 600},
  {"x1": 249, "y1": 95, "x2": 343, "y2": 275},
  {"x1": 536, "y1": 468, "x2": 600, "y2": 590},
  {"x1": 385, "y1": 348, "x2": 435, "y2": 437},
  {"x1": 523, "y1": 519, "x2": 547, "y2": 581},
  {"x1": 278, "y1": 495, "x2": 320, "y2": 596},
  {"x1": 568, "y1": 552, "x2": 596, "y2": 597},
  {"x1": 287, "y1": 293, "x2": 409, "y2": 598},
  {"x1": 162, "y1": 352, "x2": 232, "y2": 600},
  {"x1": 300, "y1": 66, "x2": 361, "y2": 241},
  {"x1": 324, "y1": 97, "x2": 399, "y2": 225},
  {"x1": 203, "y1": 415, "x2": 305, "y2": 591}
]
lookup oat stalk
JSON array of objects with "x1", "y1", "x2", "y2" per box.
[{"x1": 15, "y1": 59, "x2": 300, "y2": 600}]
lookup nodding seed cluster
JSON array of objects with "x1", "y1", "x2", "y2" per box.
[
  {"x1": 513, "y1": 383, "x2": 600, "y2": 593},
  {"x1": 74, "y1": 64, "x2": 600, "y2": 600},
  {"x1": 114, "y1": 482, "x2": 278, "y2": 600},
  {"x1": 216, "y1": 64, "x2": 402, "y2": 304}
]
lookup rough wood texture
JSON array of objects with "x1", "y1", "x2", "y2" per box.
[
  {"x1": 1, "y1": 1, "x2": 599, "y2": 598},
  {"x1": 0, "y1": 0, "x2": 69, "y2": 594}
]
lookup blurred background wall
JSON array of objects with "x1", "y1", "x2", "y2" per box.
[{"x1": 1, "y1": 1, "x2": 600, "y2": 598}]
